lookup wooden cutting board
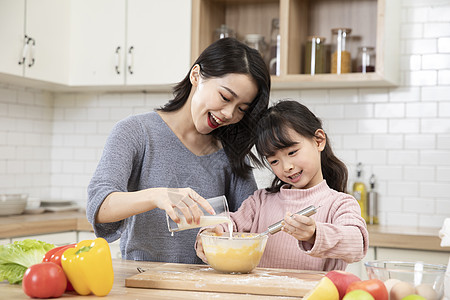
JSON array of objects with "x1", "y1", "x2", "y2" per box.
[{"x1": 125, "y1": 263, "x2": 324, "y2": 297}]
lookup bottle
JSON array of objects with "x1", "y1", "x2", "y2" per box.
[
  {"x1": 331, "y1": 28, "x2": 352, "y2": 74},
  {"x1": 268, "y1": 18, "x2": 281, "y2": 76},
  {"x1": 304, "y1": 36, "x2": 326, "y2": 75},
  {"x1": 367, "y1": 174, "x2": 379, "y2": 225},
  {"x1": 213, "y1": 24, "x2": 236, "y2": 41},
  {"x1": 353, "y1": 162, "x2": 368, "y2": 222},
  {"x1": 357, "y1": 46, "x2": 375, "y2": 73},
  {"x1": 243, "y1": 34, "x2": 267, "y2": 58}
]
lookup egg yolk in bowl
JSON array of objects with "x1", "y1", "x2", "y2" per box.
[{"x1": 201, "y1": 232, "x2": 268, "y2": 274}]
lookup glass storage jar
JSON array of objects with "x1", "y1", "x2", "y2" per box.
[
  {"x1": 243, "y1": 34, "x2": 267, "y2": 59},
  {"x1": 357, "y1": 46, "x2": 375, "y2": 73},
  {"x1": 304, "y1": 36, "x2": 326, "y2": 75},
  {"x1": 331, "y1": 28, "x2": 352, "y2": 74},
  {"x1": 214, "y1": 24, "x2": 236, "y2": 41},
  {"x1": 268, "y1": 18, "x2": 281, "y2": 76}
]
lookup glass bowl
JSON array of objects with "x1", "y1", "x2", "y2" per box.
[
  {"x1": 200, "y1": 232, "x2": 268, "y2": 274},
  {"x1": 364, "y1": 260, "x2": 447, "y2": 299}
]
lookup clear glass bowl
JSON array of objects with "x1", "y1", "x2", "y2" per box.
[
  {"x1": 201, "y1": 232, "x2": 268, "y2": 274},
  {"x1": 364, "y1": 260, "x2": 447, "y2": 298}
]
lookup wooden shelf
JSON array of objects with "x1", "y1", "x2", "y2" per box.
[{"x1": 191, "y1": 0, "x2": 400, "y2": 89}]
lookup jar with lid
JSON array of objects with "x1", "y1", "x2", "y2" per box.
[
  {"x1": 357, "y1": 46, "x2": 375, "y2": 73},
  {"x1": 268, "y1": 18, "x2": 280, "y2": 76},
  {"x1": 243, "y1": 34, "x2": 267, "y2": 59},
  {"x1": 214, "y1": 24, "x2": 236, "y2": 41},
  {"x1": 304, "y1": 36, "x2": 326, "y2": 75},
  {"x1": 331, "y1": 28, "x2": 352, "y2": 74}
]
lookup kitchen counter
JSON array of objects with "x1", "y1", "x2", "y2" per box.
[
  {"x1": 0, "y1": 211, "x2": 448, "y2": 252},
  {"x1": 0, "y1": 260, "x2": 304, "y2": 299}
]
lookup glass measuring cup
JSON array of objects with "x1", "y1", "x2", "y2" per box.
[{"x1": 166, "y1": 195, "x2": 231, "y2": 232}]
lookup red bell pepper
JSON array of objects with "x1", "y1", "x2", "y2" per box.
[{"x1": 42, "y1": 243, "x2": 76, "y2": 291}]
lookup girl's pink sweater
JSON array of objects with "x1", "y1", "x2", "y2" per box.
[{"x1": 227, "y1": 180, "x2": 369, "y2": 271}]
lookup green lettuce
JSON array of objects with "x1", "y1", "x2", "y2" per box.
[{"x1": 0, "y1": 239, "x2": 54, "y2": 284}]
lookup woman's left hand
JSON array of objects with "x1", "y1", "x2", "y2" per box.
[{"x1": 282, "y1": 212, "x2": 316, "y2": 244}]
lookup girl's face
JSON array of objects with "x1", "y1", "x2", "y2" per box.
[
  {"x1": 189, "y1": 65, "x2": 258, "y2": 135},
  {"x1": 266, "y1": 127, "x2": 326, "y2": 190}
]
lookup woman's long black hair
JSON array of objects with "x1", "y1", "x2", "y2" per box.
[
  {"x1": 158, "y1": 38, "x2": 271, "y2": 178},
  {"x1": 255, "y1": 100, "x2": 348, "y2": 193}
]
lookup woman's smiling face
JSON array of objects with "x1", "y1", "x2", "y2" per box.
[
  {"x1": 189, "y1": 65, "x2": 258, "y2": 135},
  {"x1": 266, "y1": 127, "x2": 326, "y2": 189}
]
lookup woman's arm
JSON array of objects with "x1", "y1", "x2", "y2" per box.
[{"x1": 96, "y1": 187, "x2": 214, "y2": 225}]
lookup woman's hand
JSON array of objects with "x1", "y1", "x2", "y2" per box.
[
  {"x1": 282, "y1": 212, "x2": 316, "y2": 244},
  {"x1": 150, "y1": 187, "x2": 215, "y2": 225},
  {"x1": 96, "y1": 187, "x2": 215, "y2": 224},
  {"x1": 195, "y1": 226, "x2": 224, "y2": 263}
]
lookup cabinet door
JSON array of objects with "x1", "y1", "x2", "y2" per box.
[
  {"x1": 0, "y1": 0, "x2": 25, "y2": 76},
  {"x1": 24, "y1": 0, "x2": 71, "y2": 84},
  {"x1": 376, "y1": 248, "x2": 449, "y2": 265},
  {"x1": 126, "y1": 0, "x2": 191, "y2": 85},
  {"x1": 12, "y1": 232, "x2": 77, "y2": 247},
  {"x1": 69, "y1": 0, "x2": 126, "y2": 86}
]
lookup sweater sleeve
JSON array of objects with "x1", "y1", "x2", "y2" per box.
[
  {"x1": 86, "y1": 116, "x2": 144, "y2": 242},
  {"x1": 299, "y1": 194, "x2": 369, "y2": 263}
]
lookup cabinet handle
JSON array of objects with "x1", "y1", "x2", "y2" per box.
[
  {"x1": 27, "y1": 37, "x2": 36, "y2": 67},
  {"x1": 115, "y1": 46, "x2": 121, "y2": 74},
  {"x1": 18, "y1": 35, "x2": 30, "y2": 65},
  {"x1": 128, "y1": 46, "x2": 134, "y2": 75}
]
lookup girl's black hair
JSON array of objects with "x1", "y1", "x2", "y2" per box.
[
  {"x1": 255, "y1": 100, "x2": 348, "y2": 193},
  {"x1": 158, "y1": 38, "x2": 271, "y2": 178}
]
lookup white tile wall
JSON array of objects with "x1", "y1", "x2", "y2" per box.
[{"x1": 0, "y1": 0, "x2": 449, "y2": 228}]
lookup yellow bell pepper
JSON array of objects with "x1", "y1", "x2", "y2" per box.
[{"x1": 61, "y1": 237, "x2": 114, "y2": 296}]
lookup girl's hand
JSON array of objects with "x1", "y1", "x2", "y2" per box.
[
  {"x1": 282, "y1": 211, "x2": 317, "y2": 244},
  {"x1": 195, "y1": 226, "x2": 224, "y2": 263},
  {"x1": 151, "y1": 187, "x2": 216, "y2": 225}
]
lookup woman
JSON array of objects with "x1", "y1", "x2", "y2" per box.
[{"x1": 87, "y1": 38, "x2": 271, "y2": 263}]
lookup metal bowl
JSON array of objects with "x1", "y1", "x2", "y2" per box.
[
  {"x1": 201, "y1": 232, "x2": 268, "y2": 274},
  {"x1": 365, "y1": 260, "x2": 447, "y2": 299},
  {"x1": 0, "y1": 194, "x2": 28, "y2": 216}
]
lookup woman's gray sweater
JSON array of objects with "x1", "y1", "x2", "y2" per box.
[{"x1": 87, "y1": 112, "x2": 257, "y2": 263}]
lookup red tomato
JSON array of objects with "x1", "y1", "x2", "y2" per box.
[
  {"x1": 22, "y1": 262, "x2": 67, "y2": 299},
  {"x1": 346, "y1": 279, "x2": 388, "y2": 300},
  {"x1": 42, "y1": 243, "x2": 76, "y2": 291}
]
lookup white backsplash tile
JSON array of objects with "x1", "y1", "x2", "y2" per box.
[
  {"x1": 406, "y1": 102, "x2": 437, "y2": 117},
  {"x1": 405, "y1": 39, "x2": 437, "y2": 54},
  {"x1": 404, "y1": 134, "x2": 436, "y2": 149},
  {"x1": 438, "y1": 37, "x2": 450, "y2": 53},
  {"x1": 438, "y1": 70, "x2": 450, "y2": 85},
  {"x1": 424, "y1": 23, "x2": 450, "y2": 38},
  {"x1": 389, "y1": 119, "x2": 420, "y2": 133},
  {"x1": 422, "y1": 54, "x2": 450, "y2": 70},
  {"x1": 422, "y1": 86, "x2": 450, "y2": 101},
  {"x1": 401, "y1": 23, "x2": 423, "y2": 39}
]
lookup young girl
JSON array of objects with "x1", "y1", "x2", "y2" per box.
[
  {"x1": 87, "y1": 38, "x2": 271, "y2": 263},
  {"x1": 196, "y1": 100, "x2": 368, "y2": 271}
]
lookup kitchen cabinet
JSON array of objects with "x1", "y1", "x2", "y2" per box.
[
  {"x1": 191, "y1": 0, "x2": 400, "y2": 89},
  {"x1": 0, "y1": 238, "x2": 11, "y2": 245},
  {"x1": 12, "y1": 231, "x2": 77, "y2": 247},
  {"x1": 376, "y1": 247, "x2": 449, "y2": 265},
  {"x1": 69, "y1": 0, "x2": 192, "y2": 87},
  {"x1": 0, "y1": 0, "x2": 70, "y2": 84}
]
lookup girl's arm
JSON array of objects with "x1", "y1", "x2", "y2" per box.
[{"x1": 299, "y1": 195, "x2": 369, "y2": 263}]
